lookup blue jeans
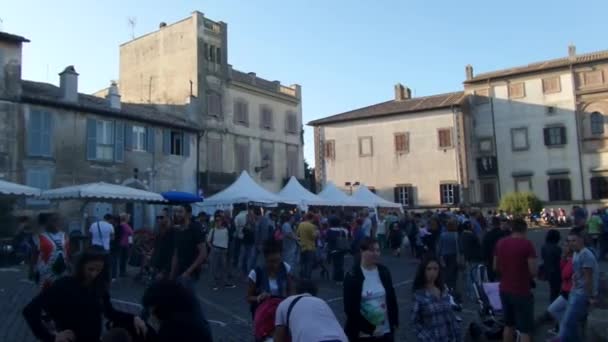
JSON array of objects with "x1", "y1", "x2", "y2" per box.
[
  {"x1": 300, "y1": 250, "x2": 315, "y2": 279},
  {"x1": 559, "y1": 292, "x2": 588, "y2": 341},
  {"x1": 238, "y1": 244, "x2": 255, "y2": 275}
]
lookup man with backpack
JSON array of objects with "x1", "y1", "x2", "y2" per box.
[
  {"x1": 274, "y1": 279, "x2": 347, "y2": 342},
  {"x1": 33, "y1": 213, "x2": 70, "y2": 290}
]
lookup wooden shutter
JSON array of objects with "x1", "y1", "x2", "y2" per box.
[
  {"x1": 146, "y1": 127, "x2": 155, "y2": 153},
  {"x1": 27, "y1": 111, "x2": 42, "y2": 156},
  {"x1": 543, "y1": 128, "x2": 551, "y2": 145},
  {"x1": 453, "y1": 185, "x2": 460, "y2": 205},
  {"x1": 86, "y1": 118, "x2": 97, "y2": 160},
  {"x1": 563, "y1": 179, "x2": 572, "y2": 200},
  {"x1": 41, "y1": 112, "x2": 52, "y2": 156},
  {"x1": 560, "y1": 127, "x2": 567, "y2": 144},
  {"x1": 183, "y1": 133, "x2": 191, "y2": 157},
  {"x1": 591, "y1": 177, "x2": 600, "y2": 200},
  {"x1": 393, "y1": 187, "x2": 399, "y2": 203},
  {"x1": 114, "y1": 121, "x2": 124, "y2": 162},
  {"x1": 548, "y1": 180, "x2": 556, "y2": 201},
  {"x1": 124, "y1": 124, "x2": 133, "y2": 151},
  {"x1": 162, "y1": 130, "x2": 171, "y2": 155},
  {"x1": 440, "y1": 184, "x2": 446, "y2": 204}
]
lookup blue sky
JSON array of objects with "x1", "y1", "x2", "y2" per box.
[{"x1": 3, "y1": 0, "x2": 607, "y2": 167}]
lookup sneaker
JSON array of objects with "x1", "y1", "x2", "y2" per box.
[
  {"x1": 224, "y1": 283, "x2": 236, "y2": 289},
  {"x1": 212, "y1": 287, "x2": 219, "y2": 291}
]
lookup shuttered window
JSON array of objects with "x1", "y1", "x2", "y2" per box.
[
  {"x1": 233, "y1": 100, "x2": 249, "y2": 125},
  {"x1": 393, "y1": 185, "x2": 412, "y2": 207},
  {"x1": 542, "y1": 77, "x2": 561, "y2": 94},
  {"x1": 207, "y1": 92, "x2": 222, "y2": 117},
  {"x1": 438, "y1": 128, "x2": 453, "y2": 148},
  {"x1": 543, "y1": 126, "x2": 567, "y2": 146},
  {"x1": 394, "y1": 133, "x2": 409, "y2": 153},
  {"x1": 26, "y1": 168, "x2": 51, "y2": 206},
  {"x1": 548, "y1": 178, "x2": 571, "y2": 201},
  {"x1": 440, "y1": 183, "x2": 460, "y2": 205},
  {"x1": 27, "y1": 110, "x2": 53, "y2": 157},
  {"x1": 261, "y1": 142, "x2": 274, "y2": 180},
  {"x1": 207, "y1": 137, "x2": 222, "y2": 172},
  {"x1": 285, "y1": 111, "x2": 298, "y2": 134},
  {"x1": 286, "y1": 145, "x2": 299, "y2": 178},
  {"x1": 584, "y1": 70, "x2": 604, "y2": 86},
  {"x1": 260, "y1": 107, "x2": 273, "y2": 130},
  {"x1": 162, "y1": 130, "x2": 190, "y2": 157},
  {"x1": 324, "y1": 140, "x2": 335, "y2": 160},
  {"x1": 591, "y1": 177, "x2": 608, "y2": 200},
  {"x1": 235, "y1": 140, "x2": 250, "y2": 173},
  {"x1": 509, "y1": 83, "x2": 525, "y2": 99},
  {"x1": 590, "y1": 112, "x2": 604, "y2": 135}
]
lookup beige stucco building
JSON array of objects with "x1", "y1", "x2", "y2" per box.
[
  {"x1": 310, "y1": 85, "x2": 466, "y2": 208},
  {"x1": 115, "y1": 11, "x2": 304, "y2": 194}
]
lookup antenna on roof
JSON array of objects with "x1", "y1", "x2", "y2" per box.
[{"x1": 127, "y1": 16, "x2": 137, "y2": 40}]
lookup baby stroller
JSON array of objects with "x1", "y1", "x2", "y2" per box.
[{"x1": 468, "y1": 264, "x2": 505, "y2": 340}]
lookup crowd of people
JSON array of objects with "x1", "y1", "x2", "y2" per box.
[{"x1": 10, "y1": 203, "x2": 607, "y2": 341}]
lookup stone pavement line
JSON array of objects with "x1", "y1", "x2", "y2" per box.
[{"x1": 325, "y1": 279, "x2": 413, "y2": 303}]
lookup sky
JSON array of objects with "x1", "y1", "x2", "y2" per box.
[{"x1": 3, "y1": 0, "x2": 607, "y2": 167}]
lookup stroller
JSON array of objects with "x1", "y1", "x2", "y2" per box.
[{"x1": 468, "y1": 264, "x2": 506, "y2": 340}]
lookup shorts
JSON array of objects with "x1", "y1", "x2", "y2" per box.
[{"x1": 499, "y1": 291, "x2": 534, "y2": 334}]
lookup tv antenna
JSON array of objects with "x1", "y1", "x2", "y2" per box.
[{"x1": 127, "y1": 17, "x2": 137, "y2": 39}]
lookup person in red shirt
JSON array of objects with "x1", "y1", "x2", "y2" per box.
[{"x1": 493, "y1": 218, "x2": 537, "y2": 342}]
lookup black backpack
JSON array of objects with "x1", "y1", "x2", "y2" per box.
[{"x1": 48, "y1": 234, "x2": 67, "y2": 275}]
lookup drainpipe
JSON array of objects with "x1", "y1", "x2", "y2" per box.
[
  {"x1": 451, "y1": 105, "x2": 463, "y2": 205},
  {"x1": 488, "y1": 79, "x2": 502, "y2": 199},
  {"x1": 570, "y1": 64, "x2": 587, "y2": 208},
  {"x1": 196, "y1": 130, "x2": 205, "y2": 192}
]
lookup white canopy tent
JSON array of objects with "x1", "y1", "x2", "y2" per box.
[
  {"x1": 278, "y1": 177, "x2": 335, "y2": 208},
  {"x1": 352, "y1": 184, "x2": 402, "y2": 209},
  {"x1": 317, "y1": 182, "x2": 369, "y2": 207},
  {"x1": 198, "y1": 171, "x2": 289, "y2": 208},
  {"x1": 0, "y1": 179, "x2": 40, "y2": 197},
  {"x1": 40, "y1": 182, "x2": 166, "y2": 202}
]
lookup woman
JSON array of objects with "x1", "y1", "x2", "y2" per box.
[
  {"x1": 423, "y1": 217, "x2": 441, "y2": 257},
  {"x1": 388, "y1": 222, "x2": 402, "y2": 257},
  {"x1": 411, "y1": 256, "x2": 461, "y2": 342},
  {"x1": 437, "y1": 220, "x2": 460, "y2": 294},
  {"x1": 326, "y1": 216, "x2": 350, "y2": 284},
  {"x1": 546, "y1": 242, "x2": 574, "y2": 334},
  {"x1": 207, "y1": 214, "x2": 234, "y2": 290},
  {"x1": 247, "y1": 239, "x2": 295, "y2": 316},
  {"x1": 117, "y1": 213, "x2": 134, "y2": 278},
  {"x1": 32, "y1": 213, "x2": 70, "y2": 290},
  {"x1": 343, "y1": 238, "x2": 398, "y2": 342},
  {"x1": 280, "y1": 213, "x2": 298, "y2": 269},
  {"x1": 23, "y1": 246, "x2": 146, "y2": 342},
  {"x1": 541, "y1": 229, "x2": 562, "y2": 302}
]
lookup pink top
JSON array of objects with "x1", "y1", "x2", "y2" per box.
[
  {"x1": 119, "y1": 223, "x2": 134, "y2": 247},
  {"x1": 560, "y1": 257, "x2": 574, "y2": 293}
]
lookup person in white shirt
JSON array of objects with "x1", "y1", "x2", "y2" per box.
[
  {"x1": 207, "y1": 216, "x2": 235, "y2": 290},
  {"x1": 89, "y1": 214, "x2": 114, "y2": 252},
  {"x1": 274, "y1": 279, "x2": 348, "y2": 342}
]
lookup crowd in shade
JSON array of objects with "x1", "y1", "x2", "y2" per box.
[{"x1": 11, "y1": 202, "x2": 607, "y2": 341}]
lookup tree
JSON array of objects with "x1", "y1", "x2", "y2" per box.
[{"x1": 499, "y1": 192, "x2": 542, "y2": 216}]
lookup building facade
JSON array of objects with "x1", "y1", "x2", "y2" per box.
[
  {"x1": 0, "y1": 32, "x2": 198, "y2": 229},
  {"x1": 116, "y1": 11, "x2": 304, "y2": 194},
  {"x1": 310, "y1": 84, "x2": 467, "y2": 208}
]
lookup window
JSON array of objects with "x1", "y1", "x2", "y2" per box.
[
  {"x1": 359, "y1": 137, "x2": 373, "y2": 157},
  {"x1": 394, "y1": 185, "x2": 411, "y2": 207},
  {"x1": 474, "y1": 88, "x2": 490, "y2": 104},
  {"x1": 233, "y1": 100, "x2": 249, "y2": 125},
  {"x1": 511, "y1": 127, "x2": 529, "y2": 151},
  {"x1": 514, "y1": 177, "x2": 532, "y2": 192},
  {"x1": 544, "y1": 126, "x2": 567, "y2": 146},
  {"x1": 285, "y1": 111, "x2": 298, "y2": 134},
  {"x1": 481, "y1": 181, "x2": 497, "y2": 204},
  {"x1": 440, "y1": 183, "x2": 460, "y2": 205},
  {"x1": 324, "y1": 140, "x2": 335, "y2": 160},
  {"x1": 86, "y1": 119, "x2": 124, "y2": 162},
  {"x1": 478, "y1": 138, "x2": 493, "y2": 153},
  {"x1": 207, "y1": 92, "x2": 222, "y2": 117},
  {"x1": 132, "y1": 126, "x2": 146, "y2": 151},
  {"x1": 286, "y1": 145, "x2": 299, "y2": 177},
  {"x1": 509, "y1": 83, "x2": 525, "y2": 99},
  {"x1": 542, "y1": 77, "x2": 561, "y2": 94},
  {"x1": 162, "y1": 130, "x2": 190, "y2": 157},
  {"x1": 591, "y1": 177, "x2": 608, "y2": 199},
  {"x1": 235, "y1": 139, "x2": 250, "y2": 172},
  {"x1": 261, "y1": 142, "x2": 274, "y2": 180},
  {"x1": 260, "y1": 107, "x2": 273, "y2": 130},
  {"x1": 548, "y1": 178, "x2": 571, "y2": 201},
  {"x1": 216, "y1": 47, "x2": 222, "y2": 65},
  {"x1": 584, "y1": 70, "x2": 604, "y2": 86},
  {"x1": 590, "y1": 112, "x2": 604, "y2": 135},
  {"x1": 394, "y1": 133, "x2": 409, "y2": 154},
  {"x1": 207, "y1": 136, "x2": 222, "y2": 172},
  {"x1": 438, "y1": 128, "x2": 453, "y2": 148},
  {"x1": 26, "y1": 168, "x2": 51, "y2": 206},
  {"x1": 27, "y1": 110, "x2": 52, "y2": 157}
]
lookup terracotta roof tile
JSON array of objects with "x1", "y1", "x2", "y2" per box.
[{"x1": 308, "y1": 91, "x2": 464, "y2": 126}]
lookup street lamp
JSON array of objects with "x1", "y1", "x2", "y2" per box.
[{"x1": 254, "y1": 155, "x2": 271, "y2": 173}]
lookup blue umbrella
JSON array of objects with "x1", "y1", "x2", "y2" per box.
[{"x1": 161, "y1": 191, "x2": 204, "y2": 204}]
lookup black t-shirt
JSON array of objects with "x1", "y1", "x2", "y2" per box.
[
  {"x1": 152, "y1": 229, "x2": 175, "y2": 273},
  {"x1": 173, "y1": 221, "x2": 206, "y2": 279}
]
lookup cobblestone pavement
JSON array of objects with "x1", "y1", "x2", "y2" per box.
[{"x1": 1, "y1": 228, "x2": 606, "y2": 341}]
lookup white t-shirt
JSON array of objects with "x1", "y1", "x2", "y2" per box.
[
  {"x1": 377, "y1": 220, "x2": 386, "y2": 235},
  {"x1": 275, "y1": 294, "x2": 348, "y2": 342},
  {"x1": 207, "y1": 228, "x2": 229, "y2": 249},
  {"x1": 360, "y1": 267, "x2": 390, "y2": 337},
  {"x1": 248, "y1": 262, "x2": 292, "y2": 296},
  {"x1": 89, "y1": 220, "x2": 114, "y2": 251}
]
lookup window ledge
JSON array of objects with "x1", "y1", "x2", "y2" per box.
[
  {"x1": 545, "y1": 144, "x2": 567, "y2": 149},
  {"x1": 26, "y1": 156, "x2": 55, "y2": 162},
  {"x1": 512, "y1": 147, "x2": 530, "y2": 152}
]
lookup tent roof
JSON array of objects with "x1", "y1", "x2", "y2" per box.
[
  {"x1": 201, "y1": 171, "x2": 287, "y2": 206},
  {"x1": 278, "y1": 177, "x2": 334, "y2": 206},
  {"x1": 317, "y1": 182, "x2": 368, "y2": 207},
  {"x1": 352, "y1": 185, "x2": 402, "y2": 209},
  {"x1": 0, "y1": 179, "x2": 40, "y2": 197},
  {"x1": 40, "y1": 182, "x2": 165, "y2": 202}
]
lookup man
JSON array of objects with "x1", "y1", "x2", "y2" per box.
[
  {"x1": 254, "y1": 208, "x2": 275, "y2": 266},
  {"x1": 89, "y1": 213, "x2": 115, "y2": 253},
  {"x1": 232, "y1": 209, "x2": 248, "y2": 269},
  {"x1": 360, "y1": 209, "x2": 373, "y2": 238},
  {"x1": 297, "y1": 213, "x2": 318, "y2": 280},
  {"x1": 170, "y1": 204, "x2": 208, "y2": 292},
  {"x1": 482, "y1": 216, "x2": 509, "y2": 282},
  {"x1": 558, "y1": 228, "x2": 599, "y2": 341},
  {"x1": 494, "y1": 218, "x2": 536, "y2": 342},
  {"x1": 150, "y1": 212, "x2": 174, "y2": 280},
  {"x1": 274, "y1": 280, "x2": 347, "y2": 342}
]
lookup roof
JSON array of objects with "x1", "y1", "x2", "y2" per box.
[
  {"x1": 0, "y1": 31, "x2": 30, "y2": 44},
  {"x1": 20, "y1": 80, "x2": 200, "y2": 131},
  {"x1": 231, "y1": 69, "x2": 297, "y2": 98},
  {"x1": 465, "y1": 49, "x2": 608, "y2": 84},
  {"x1": 308, "y1": 91, "x2": 464, "y2": 126}
]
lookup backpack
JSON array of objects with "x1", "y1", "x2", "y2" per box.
[
  {"x1": 253, "y1": 297, "x2": 283, "y2": 340},
  {"x1": 273, "y1": 226, "x2": 284, "y2": 241},
  {"x1": 47, "y1": 233, "x2": 67, "y2": 276},
  {"x1": 335, "y1": 229, "x2": 350, "y2": 252}
]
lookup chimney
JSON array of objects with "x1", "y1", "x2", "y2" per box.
[
  {"x1": 59, "y1": 65, "x2": 79, "y2": 102},
  {"x1": 394, "y1": 83, "x2": 411, "y2": 101},
  {"x1": 106, "y1": 81, "x2": 121, "y2": 110},
  {"x1": 248, "y1": 72, "x2": 256, "y2": 84},
  {"x1": 568, "y1": 44, "x2": 576, "y2": 60},
  {"x1": 465, "y1": 64, "x2": 474, "y2": 81},
  {"x1": 159, "y1": 22, "x2": 167, "y2": 29}
]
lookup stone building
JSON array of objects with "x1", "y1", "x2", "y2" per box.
[
  {"x1": 464, "y1": 46, "x2": 608, "y2": 209},
  {"x1": 114, "y1": 11, "x2": 304, "y2": 194},
  {"x1": 0, "y1": 32, "x2": 199, "y2": 229},
  {"x1": 309, "y1": 84, "x2": 467, "y2": 208}
]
